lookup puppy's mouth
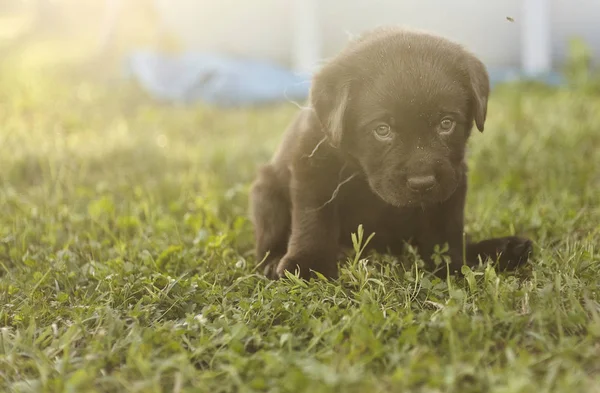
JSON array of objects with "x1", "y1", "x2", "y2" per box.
[
  {"x1": 370, "y1": 177, "x2": 458, "y2": 208},
  {"x1": 409, "y1": 186, "x2": 454, "y2": 205},
  {"x1": 401, "y1": 190, "x2": 451, "y2": 207}
]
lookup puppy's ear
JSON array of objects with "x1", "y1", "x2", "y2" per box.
[
  {"x1": 309, "y1": 68, "x2": 350, "y2": 148},
  {"x1": 466, "y1": 55, "x2": 490, "y2": 132}
]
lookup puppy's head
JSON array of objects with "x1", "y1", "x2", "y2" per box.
[{"x1": 310, "y1": 27, "x2": 489, "y2": 207}]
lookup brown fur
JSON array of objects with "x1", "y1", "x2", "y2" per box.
[{"x1": 249, "y1": 27, "x2": 532, "y2": 279}]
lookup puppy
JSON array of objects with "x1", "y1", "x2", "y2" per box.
[{"x1": 250, "y1": 27, "x2": 532, "y2": 279}]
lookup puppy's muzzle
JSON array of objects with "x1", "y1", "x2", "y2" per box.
[{"x1": 407, "y1": 174, "x2": 436, "y2": 193}]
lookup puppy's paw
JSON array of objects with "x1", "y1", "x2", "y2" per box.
[
  {"x1": 256, "y1": 253, "x2": 284, "y2": 280},
  {"x1": 494, "y1": 236, "x2": 533, "y2": 270},
  {"x1": 276, "y1": 256, "x2": 306, "y2": 280},
  {"x1": 467, "y1": 236, "x2": 533, "y2": 271},
  {"x1": 276, "y1": 255, "x2": 338, "y2": 281},
  {"x1": 262, "y1": 259, "x2": 281, "y2": 280}
]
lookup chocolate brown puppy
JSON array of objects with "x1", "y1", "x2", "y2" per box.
[{"x1": 250, "y1": 27, "x2": 532, "y2": 279}]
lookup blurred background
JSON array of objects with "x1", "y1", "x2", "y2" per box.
[
  {"x1": 1, "y1": 0, "x2": 599, "y2": 235},
  {"x1": 1, "y1": 0, "x2": 600, "y2": 106}
]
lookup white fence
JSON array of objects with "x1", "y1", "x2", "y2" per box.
[{"x1": 146, "y1": 0, "x2": 600, "y2": 74}]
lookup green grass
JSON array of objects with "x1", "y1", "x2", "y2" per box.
[{"x1": 1, "y1": 63, "x2": 600, "y2": 393}]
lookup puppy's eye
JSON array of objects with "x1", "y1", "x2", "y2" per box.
[
  {"x1": 438, "y1": 118, "x2": 455, "y2": 134},
  {"x1": 373, "y1": 124, "x2": 393, "y2": 141}
]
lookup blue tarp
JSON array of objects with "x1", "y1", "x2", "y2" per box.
[
  {"x1": 125, "y1": 50, "x2": 311, "y2": 107},
  {"x1": 124, "y1": 50, "x2": 564, "y2": 107},
  {"x1": 487, "y1": 67, "x2": 563, "y2": 88}
]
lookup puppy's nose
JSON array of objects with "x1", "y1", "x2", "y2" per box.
[{"x1": 407, "y1": 174, "x2": 436, "y2": 192}]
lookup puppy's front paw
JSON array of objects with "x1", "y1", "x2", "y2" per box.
[
  {"x1": 255, "y1": 252, "x2": 285, "y2": 280},
  {"x1": 262, "y1": 258, "x2": 281, "y2": 280},
  {"x1": 494, "y1": 236, "x2": 533, "y2": 270},
  {"x1": 276, "y1": 254, "x2": 338, "y2": 280}
]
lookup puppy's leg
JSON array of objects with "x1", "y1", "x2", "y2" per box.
[
  {"x1": 249, "y1": 164, "x2": 291, "y2": 278},
  {"x1": 418, "y1": 228, "x2": 532, "y2": 276},
  {"x1": 414, "y1": 183, "x2": 467, "y2": 276},
  {"x1": 415, "y1": 181, "x2": 532, "y2": 276},
  {"x1": 417, "y1": 218, "x2": 532, "y2": 276},
  {"x1": 465, "y1": 236, "x2": 533, "y2": 271},
  {"x1": 275, "y1": 167, "x2": 342, "y2": 280}
]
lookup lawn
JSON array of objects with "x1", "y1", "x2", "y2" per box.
[{"x1": 1, "y1": 56, "x2": 600, "y2": 392}]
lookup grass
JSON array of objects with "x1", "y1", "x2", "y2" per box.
[{"x1": 0, "y1": 58, "x2": 600, "y2": 393}]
